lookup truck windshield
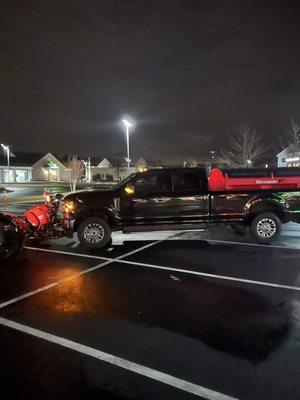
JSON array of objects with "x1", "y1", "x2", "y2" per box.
[{"x1": 114, "y1": 172, "x2": 139, "y2": 190}]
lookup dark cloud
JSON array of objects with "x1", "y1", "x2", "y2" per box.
[{"x1": 1, "y1": 0, "x2": 300, "y2": 163}]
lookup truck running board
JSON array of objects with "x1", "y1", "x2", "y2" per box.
[{"x1": 122, "y1": 223, "x2": 207, "y2": 233}]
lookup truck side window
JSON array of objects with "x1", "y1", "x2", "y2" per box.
[
  {"x1": 172, "y1": 172, "x2": 201, "y2": 192},
  {"x1": 134, "y1": 173, "x2": 170, "y2": 194}
]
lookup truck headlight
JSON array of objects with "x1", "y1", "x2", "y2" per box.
[{"x1": 62, "y1": 201, "x2": 76, "y2": 215}]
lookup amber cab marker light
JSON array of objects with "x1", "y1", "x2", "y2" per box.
[{"x1": 124, "y1": 186, "x2": 134, "y2": 195}]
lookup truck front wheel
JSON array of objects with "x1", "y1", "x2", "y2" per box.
[
  {"x1": 77, "y1": 217, "x2": 112, "y2": 249},
  {"x1": 250, "y1": 212, "x2": 282, "y2": 244}
]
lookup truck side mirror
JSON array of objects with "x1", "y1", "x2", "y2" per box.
[{"x1": 124, "y1": 185, "x2": 135, "y2": 195}]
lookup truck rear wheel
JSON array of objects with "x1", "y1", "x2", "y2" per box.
[
  {"x1": 77, "y1": 217, "x2": 112, "y2": 249},
  {"x1": 250, "y1": 212, "x2": 282, "y2": 244}
]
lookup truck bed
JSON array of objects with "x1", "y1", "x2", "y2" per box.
[{"x1": 209, "y1": 167, "x2": 300, "y2": 191}]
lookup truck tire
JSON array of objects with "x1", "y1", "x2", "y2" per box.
[
  {"x1": 0, "y1": 222, "x2": 6, "y2": 259},
  {"x1": 0, "y1": 221, "x2": 25, "y2": 259},
  {"x1": 250, "y1": 212, "x2": 282, "y2": 244},
  {"x1": 77, "y1": 217, "x2": 112, "y2": 249}
]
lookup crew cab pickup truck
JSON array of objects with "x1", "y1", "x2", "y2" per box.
[{"x1": 62, "y1": 167, "x2": 300, "y2": 248}]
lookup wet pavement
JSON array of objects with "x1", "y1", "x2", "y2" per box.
[{"x1": 0, "y1": 228, "x2": 300, "y2": 400}]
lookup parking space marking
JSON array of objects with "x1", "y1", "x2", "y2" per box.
[
  {"x1": 23, "y1": 245, "x2": 300, "y2": 292},
  {"x1": 0, "y1": 239, "x2": 169, "y2": 309},
  {"x1": 0, "y1": 316, "x2": 238, "y2": 400},
  {"x1": 24, "y1": 246, "x2": 110, "y2": 261},
  {"x1": 206, "y1": 238, "x2": 300, "y2": 250},
  {"x1": 24, "y1": 242, "x2": 162, "y2": 262},
  {"x1": 114, "y1": 259, "x2": 300, "y2": 292}
]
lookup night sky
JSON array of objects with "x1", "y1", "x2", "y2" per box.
[{"x1": 1, "y1": 0, "x2": 300, "y2": 163}]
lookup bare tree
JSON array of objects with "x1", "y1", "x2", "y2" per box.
[
  {"x1": 66, "y1": 155, "x2": 84, "y2": 192},
  {"x1": 279, "y1": 118, "x2": 300, "y2": 154},
  {"x1": 114, "y1": 159, "x2": 127, "y2": 181},
  {"x1": 184, "y1": 158, "x2": 198, "y2": 167},
  {"x1": 219, "y1": 125, "x2": 267, "y2": 168},
  {"x1": 289, "y1": 119, "x2": 300, "y2": 151}
]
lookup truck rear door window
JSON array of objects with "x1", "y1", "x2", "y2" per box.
[
  {"x1": 134, "y1": 173, "x2": 171, "y2": 194},
  {"x1": 172, "y1": 172, "x2": 201, "y2": 192}
]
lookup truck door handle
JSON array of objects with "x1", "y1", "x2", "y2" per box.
[
  {"x1": 133, "y1": 198, "x2": 148, "y2": 204},
  {"x1": 154, "y1": 197, "x2": 170, "y2": 203}
]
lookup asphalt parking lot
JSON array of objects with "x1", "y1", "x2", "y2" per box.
[{"x1": 0, "y1": 225, "x2": 300, "y2": 400}]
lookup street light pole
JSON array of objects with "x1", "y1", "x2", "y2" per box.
[
  {"x1": 1, "y1": 144, "x2": 10, "y2": 182},
  {"x1": 81, "y1": 158, "x2": 91, "y2": 182},
  {"x1": 122, "y1": 119, "x2": 133, "y2": 169},
  {"x1": 126, "y1": 124, "x2": 130, "y2": 168},
  {"x1": 209, "y1": 150, "x2": 215, "y2": 173}
]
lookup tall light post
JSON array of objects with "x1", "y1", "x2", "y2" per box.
[
  {"x1": 81, "y1": 159, "x2": 91, "y2": 182},
  {"x1": 122, "y1": 118, "x2": 133, "y2": 169},
  {"x1": 1, "y1": 144, "x2": 10, "y2": 182},
  {"x1": 209, "y1": 150, "x2": 216, "y2": 173}
]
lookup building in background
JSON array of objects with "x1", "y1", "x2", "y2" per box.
[
  {"x1": 0, "y1": 152, "x2": 70, "y2": 183},
  {"x1": 31, "y1": 153, "x2": 71, "y2": 182},
  {"x1": 89, "y1": 156, "x2": 156, "y2": 182},
  {"x1": 0, "y1": 152, "x2": 33, "y2": 183},
  {"x1": 0, "y1": 153, "x2": 158, "y2": 183},
  {"x1": 277, "y1": 145, "x2": 300, "y2": 167}
]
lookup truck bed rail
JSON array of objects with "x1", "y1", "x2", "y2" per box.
[{"x1": 209, "y1": 168, "x2": 300, "y2": 191}]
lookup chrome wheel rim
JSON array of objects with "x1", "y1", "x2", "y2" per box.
[
  {"x1": 257, "y1": 218, "x2": 277, "y2": 238},
  {"x1": 83, "y1": 223, "x2": 105, "y2": 243}
]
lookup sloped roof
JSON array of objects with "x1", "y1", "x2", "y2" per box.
[
  {"x1": 276, "y1": 144, "x2": 300, "y2": 157},
  {"x1": 0, "y1": 152, "x2": 65, "y2": 167},
  {"x1": 97, "y1": 157, "x2": 112, "y2": 167},
  {"x1": 89, "y1": 155, "x2": 127, "y2": 168},
  {"x1": 88, "y1": 154, "x2": 161, "y2": 168},
  {"x1": 32, "y1": 152, "x2": 65, "y2": 168}
]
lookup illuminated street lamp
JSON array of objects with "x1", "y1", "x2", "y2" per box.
[
  {"x1": 81, "y1": 158, "x2": 91, "y2": 182},
  {"x1": 122, "y1": 118, "x2": 134, "y2": 169},
  {"x1": 246, "y1": 159, "x2": 252, "y2": 168},
  {"x1": 208, "y1": 150, "x2": 216, "y2": 173},
  {"x1": 1, "y1": 143, "x2": 10, "y2": 182}
]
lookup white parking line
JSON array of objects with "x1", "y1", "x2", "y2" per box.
[
  {"x1": 0, "y1": 316, "x2": 238, "y2": 400},
  {"x1": 5, "y1": 237, "x2": 299, "y2": 311},
  {"x1": 25, "y1": 239, "x2": 166, "y2": 261},
  {"x1": 206, "y1": 238, "x2": 300, "y2": 250},
  {"x1": 0, "y1": 239, "x2": 169, "y2": 309},
  {"x1": 23, "y1": 245, "x2": 300, "y2": 292},
  {"x1": 24, "y1": 246, "x2": 110, "y2": 260},
  {"x1": 115, "y1": 259, "x2": 300, "y2": 292}
]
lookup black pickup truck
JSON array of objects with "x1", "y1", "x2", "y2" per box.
[{"x1": 62, "y1": 167, "x2": 300, "y2": 248}]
